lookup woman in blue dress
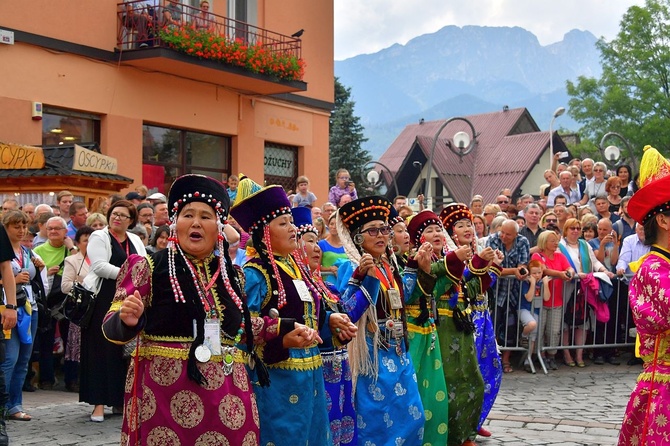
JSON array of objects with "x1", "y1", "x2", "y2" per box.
[
  {"x1": 292, "y1": 206, "x2": 357, "y2": 446},
  {"x1": 335, "y1": 196, "x2": 425, "y2": 446},
  {"x1": 231, "y1": 176, "x2": 351, "y2": 446}
]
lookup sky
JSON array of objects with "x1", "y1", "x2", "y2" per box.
[{"x1": 334, "y1": 0, "x2": 646, "y2": 60}]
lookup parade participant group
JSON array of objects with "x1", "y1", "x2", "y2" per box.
[{"x1": 1, "y1": 150, "x2": 666, "y2": 446}]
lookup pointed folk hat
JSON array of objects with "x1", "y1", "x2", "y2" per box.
[{"x1": 628, "y1": 145, "x2": 670, "y2": 224}]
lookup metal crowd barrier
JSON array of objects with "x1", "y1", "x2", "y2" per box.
[{"x1": 489, "y1": 274, "x2": 635, "y2": 375}]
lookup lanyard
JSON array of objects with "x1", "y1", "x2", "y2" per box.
[
  {"x1": 187, "y1": 258, "x2": 221, "y2": 314},
  {"x1": 13, "y1": 246, "x2": 29, "y2": 271},
  {"x1": 110, "y1": 231, "x2": 130, "y2": 258},
  {"x1": 374, "y1": 261, "x2": 397, "y2": 291}
]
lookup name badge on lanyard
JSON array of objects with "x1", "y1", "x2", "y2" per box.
[
  {"x1": 203, "y1": 319, "x2": 222, "y2": 356},
  {"x1": 294, "y1": 280, "x2": 313, "y2": 302},
  {"x1": 387, "y1": 288, "x2": 402, "y2": 310}
]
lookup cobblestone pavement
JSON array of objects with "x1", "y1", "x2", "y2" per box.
[{"x1": 8, "y1": 355, "x2": 640, "y2": 445}]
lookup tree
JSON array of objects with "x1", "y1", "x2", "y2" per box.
[
  {"x1": 567, "y1": 0, "x2": 670, "y2": 164},
  {"x1": 329, "y1": 77, "x2": 371, "y2": 188}
]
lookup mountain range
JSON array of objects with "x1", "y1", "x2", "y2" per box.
[{"x1": 334, "y1": 25, "x2": 603, "y2": 158}]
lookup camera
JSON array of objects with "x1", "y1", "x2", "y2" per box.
[
  {"x1": 519, "y1": 267, "x2": 528, "y2": 276},
  {"x1": 557, "y1": 151, "x2": 569, "y2": 159},
  {"x1": 565, "y1": 271, "x2": 572, "y2": 279}
]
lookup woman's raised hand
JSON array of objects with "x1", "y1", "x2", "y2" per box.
[
  {"x1": 454, "y1": 244, "x2": 472, "y2": 262},
  {"x1": 119, "y1": 290, "x2": 144, "y2": 327},
  {"x1": 358, "y1": 253, "x2": 376, "y2": 277},
  {"x1": 414, "y1": 242, "x2": 434, "y2": 273}
]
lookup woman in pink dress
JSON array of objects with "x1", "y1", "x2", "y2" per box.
[
  {"x1": 619, "y1": 146, "x2": 670, "y2": 445},
  {"x1": 102, "y1": 174, "x2": 282, "y2": 445}
]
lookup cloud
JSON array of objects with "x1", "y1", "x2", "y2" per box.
[{"x1": 335, "y1": 0, "x2": 645, "y2": 60}]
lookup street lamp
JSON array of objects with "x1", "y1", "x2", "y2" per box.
[
  {"x1": 363, "y1": 160, "x2": 399, "y2": 198},
  {"x1": 599, "y1": 132, "x2": 635, "y2": 171},
  {"x1": 424, "y1": 117, "x2": 478, "y2": 204},
  {"x1": 549, "y1": 106, "x2": 565, "y2": 161}
]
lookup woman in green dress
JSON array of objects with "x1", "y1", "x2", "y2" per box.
[
  {"x1": 404, "y1": 210, "x2": 450, "y2": 445},
  {"x1": 435, "y1": 204, "x2": 500, "y2": 446}
]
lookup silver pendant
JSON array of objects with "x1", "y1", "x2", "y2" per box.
[{"x1": 194, "y1": 344, "x2": 212, "y2": 363}]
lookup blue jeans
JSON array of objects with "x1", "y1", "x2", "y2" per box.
[{"x1": 2, "y1": 310, "x2": 38, "y2": 415}]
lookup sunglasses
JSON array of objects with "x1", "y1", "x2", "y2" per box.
[
  {"x1": 497, "y1": 200, "x2": 509, "y2": 204},
  {"x1": 545, "y1": 219, "x2": 557, "y2": 223},
  {"x1": 569, "y1": 226, "x2": 581, "y2": 231},
  {"x1": 594, "y1": 169, "x2": 605, "y2": 172},
  {"x1": 360, "y1": 226, "x2": 392, "y2": 237}
]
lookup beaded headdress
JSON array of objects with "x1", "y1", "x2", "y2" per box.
[
  {"x1": 406, "y1": 210, "x2": 442, "y2": 248},
  {"x1": 389, "y1": 206, "x2": 405, "y2": 228},
  {"x1": 628, "y1": 145, "x2": 670, "y2": 224},
  {"x1": 168, "y1": 174, "x2": 229, "y2": 224},
  {"x1": 440, "y1": 203, "x2": 473, "y2": 235},
  {"x1": 338, "y1": 195, "x2": 392, "y2": 233}
]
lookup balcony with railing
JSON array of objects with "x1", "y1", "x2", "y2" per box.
[{"x1": 116, "y1": 1, "x2": 306, "y2": 95}]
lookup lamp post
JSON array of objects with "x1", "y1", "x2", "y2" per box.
[
  {"x1": 363, "y1": 160, "x2": 399, "y2": 198},
  {"x1": 598, "y1": 132, "x2": 635, "y2": 171},
  {"x1": 424, "y1": 117, "x2": 478, "y2": 205},
  {"x1": 549, "y1": 106, "x2": 565, "y2": 161}
]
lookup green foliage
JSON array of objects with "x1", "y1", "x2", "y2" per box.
[
  {"x1": 567, "y1": 0, "x2": 670, "y2": 167},
  {"x1": 329, "y1": 78, "x2": 371, "y2": 186}
]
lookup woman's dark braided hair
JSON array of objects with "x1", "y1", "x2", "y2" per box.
[
  {"x1": 251, "y1": 226, "x2": 281, "y2": 296},
  {"x1": 221, "y1": 235, "x2": 270, "y2": 387}
]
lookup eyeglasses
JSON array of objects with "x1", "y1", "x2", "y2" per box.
[
  {"x1": 569, "y1": 226, "x2": 581, "y2": 231},
  {"x1": 360, "y1": 226, "x2": 392, "y2": 237},
  {"x1": 545, "y1": 219, "x2": 557, "y2": 224},
  {"x1": 594, "y1": 169, "x2": 605, "y2": 172},
  {"x1": 46, "y1": 227, "x2": 65, "y2": 231},
  {"x1": 338, "y1": 176, "x2": 350, "y2": 180},
  {"x1": 111, "y1": 212, "x2": 131, "y2": 221}
]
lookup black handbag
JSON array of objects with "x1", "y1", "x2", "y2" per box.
[
  {"x1": 62, "y1": 258, "x2": 96, "y2": 329},
  {"x1": 62, "y1": 282, "x2": 96, "y2": 329}
]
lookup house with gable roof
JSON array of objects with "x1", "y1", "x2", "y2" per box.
[{"x1": 376, "y1": 107, "x2": 570, "y2": 210}]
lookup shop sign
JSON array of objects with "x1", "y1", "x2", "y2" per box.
[
  {"x1": 264, "y1": 147, "x2": 295, "y2": 177},
  {"x1": 73, "y1": 144, "x2": 118, "y2": 175},
  {"x1": 0, "y1": 142, "x2": 45, "y2": 169}
]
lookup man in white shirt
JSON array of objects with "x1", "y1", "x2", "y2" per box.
[{"x1": 547, "y1": 171, "x2": 581, "y2": 206}]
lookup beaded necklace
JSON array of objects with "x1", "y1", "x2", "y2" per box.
[
  {"x1": 169, "y1": 243, "x2": 246, "y2": 343},
  {"x1": 276, "y1": 254, "x2": 321, "y2": 324}
]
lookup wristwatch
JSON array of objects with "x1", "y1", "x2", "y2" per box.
[
  {"x1": 4, "y1": 304, "x2": 17, "y2": 310},
  {"x1": 69, "y1": 247, "x2": 79, "y2": 253}
]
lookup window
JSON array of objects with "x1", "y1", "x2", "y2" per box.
[
  {"x1": 142, "y1": 124, "x2": 231, "y2": 193},
  {"x1": 42, "y1": 108, "x2": 100, "y2": 147},
  {"x1": 264, "y1": 143, "x2": 297, "y2": 192}
]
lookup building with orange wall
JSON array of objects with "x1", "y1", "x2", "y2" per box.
[{"x1": 0, "y1": 0, "x2": 333, "y2": 208}]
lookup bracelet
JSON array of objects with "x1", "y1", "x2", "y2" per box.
[{"x1": 4, "y1": 304, "x2": 17, "y2": 310}]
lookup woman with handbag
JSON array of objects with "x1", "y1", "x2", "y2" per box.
[
  {"x1": 60, "y1": 226, "x2": 94, "y2": 393},
  {"x1": 81, "y1": 201, "x2": 145, "y2": 422},
  {"x1": 1, "y1": 210, "x2": 44, "y2": 421}
]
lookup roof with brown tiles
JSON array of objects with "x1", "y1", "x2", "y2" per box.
[{"x1": 378, "y1": 107, "x2": 568, "y2": 204}]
